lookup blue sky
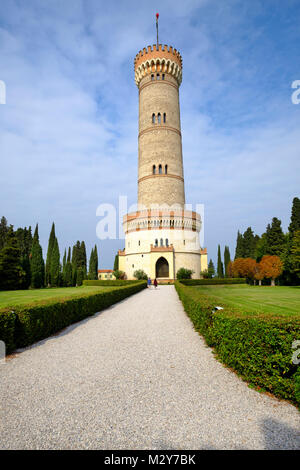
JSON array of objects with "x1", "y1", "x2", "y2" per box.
[{"x1": 0, "y1": 0, "x2": 299, "y2": 269}]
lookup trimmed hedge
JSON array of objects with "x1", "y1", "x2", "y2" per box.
[
  {"x1": 0, "y1": 311, "x2": 16, "y2": 353},
  {"x1": 0, "y1": 281, "x2": 146, "y2": 353},
  {"x1": 82, "y1": 280, "x2": 140, "y2": 286},
  {"x1": 175, "y1": 281, "x2": 300, "y2": 407},
  {"x1": 179, "y1": 278, "x2": 246, "y2": 286}
]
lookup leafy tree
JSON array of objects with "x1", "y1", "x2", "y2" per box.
[
  {"x1": 234, "y1": 231, "x2": 243, "y2": 259},
  {"x1": 50, "y1": 237, "x2": 60, "y2": 287},
  {"x1": 254, "y1": 262, "x2": 264, "y2": 286},
  {"x1": 224, "y1": 246, "x2": 231, "y2": 276},
  {"x1": 113, "y1": 269, "x2": 126, "y2": 280},
  {"x1": 260, "y1": 255, "x2": 283, "y2": 286},
  {"x1": 30, "y1": 225, "x2": 45, "y2": 288},
  {"x1": 133, "y1": 269, "x2": 148, "y2": 280},
  {"x1": 176, "y1": 268, "x2": 194, "y2": 279},
  {"x1": 217, "y1": 245, "x2": 224, "y2": 278},
  {"x1": 45, "y1": 222, "x2": 56, "y2": 286},
  {"x1": 265, "y1": 217, "x2": 285, "y2": 257},
  {"x1": 0, "y1": 229, "x2": 26, "y2": 290}
]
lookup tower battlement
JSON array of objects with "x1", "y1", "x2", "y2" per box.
[
  {"x1": 134, "y1": 44, "x2": 182, "y2": 70},
  {"x1": 134, "y1": 44, "x2": 182, "y2": 87}
]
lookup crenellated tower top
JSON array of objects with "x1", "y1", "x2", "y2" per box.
[{"x1": 134, "y1": 44, "x2": 183, "y2": 87}]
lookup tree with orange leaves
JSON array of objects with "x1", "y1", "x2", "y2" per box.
[
  {"x1": 260, "y1": 255, "x2": 283, "y2": 286},
  {"x1": 254, "y1": 262, "x2": 264, "y2": 286}
]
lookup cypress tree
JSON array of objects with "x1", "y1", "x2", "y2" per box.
[
  {"x1": 265, "y1": 217, "x2": 285, "y2": 257},
  {"x1": 224, "y1": 246, "x2": 231, "y2": 276},
  {"x1": 30, "y1": 224, "x2": 45, "y2": 288},
  {"x1": 217, "y1": 245, "x2": 224, "y2": 278},
  {"x1": 0, "y1": 216, "x2": 9, "y2": 251},
  {"x1": 50, "y1": 237, "x2": 60, "y2": 287},
  {"x1": 45, "y1": 222, "x2": 56, "y2": 286},
  {"x1": 88, "y1": 245, "x2": 99, "y2": 280},
  {"x1": 0, "y1": 229, "x2": 26, "y2": 290},
  {"x1": 207, "y1": 259, "x2": 215, "y2": 278},
  {"x1": 65, "y1": 247, "x2": 73, "y2": 287},
  {"x1": 88, "y1": 247, "x2": 94, "y2": 280},
  {"x1": 234, "y1": 231, "x2": 243, "y2": 259},
  {"x1": 288, "y1": 197, "x2": 300, "y2": 237},
  {"x1": 80, "y1": 241, "x2": 87, "y2": 279},
  {"x1": 62, "y1": 249, "x2": 67, "y2": 286},
  {"x1": 114, "y1": 254, "x2": 119, "y2": 271},
  {"x1": 243, "y1": 227, "x2": 256, "y2": 258},
  {"x1": 94, "y1": 245, "x2": 98, "y2": 278}
]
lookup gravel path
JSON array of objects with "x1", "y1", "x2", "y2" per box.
[{"x1": 0, "y1": 285, "x2": 299, "y2": 449}]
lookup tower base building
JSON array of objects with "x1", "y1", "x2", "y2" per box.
[{"x1": 118, "y1": 44, "x2": 207, "y2": 280}]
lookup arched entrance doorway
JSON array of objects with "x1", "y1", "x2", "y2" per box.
[{"x1": 156, "y1": 257, "x2": 169, "y2": 278}]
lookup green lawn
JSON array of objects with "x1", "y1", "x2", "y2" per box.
[
  {"x1": 193, "y1": 284, "x2": 300, "y2": 316},
  {"x1": 0, "y1": 286, "x2": 108, "y2": 309}
]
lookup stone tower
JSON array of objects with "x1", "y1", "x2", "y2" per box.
[
  {"x1": 136, "y1": 45, "x2": 185, "y2": 209},
  {"x1": 118, "y1": 44, "x2": 207, "y2": 280}
]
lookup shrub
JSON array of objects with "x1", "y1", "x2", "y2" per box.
[
  {"x1": 175, "y1": 281, "x2": 300, "y2": 407},
  {"x1": 83, "y1": 279, "x2": 139, "y2": 286},
  {"x1": 179, "y1": 278, "x2": 246, "y2": 286},
  {"x1": 133, "y1": 269, "x2": 148, "y2": 280},
  {"x1": 113, "y1": 270, "x2": 126, "y2": 280},
  {"x1": 176, "y1": 267, "x2": 194, "y2": 279},
  {"x1": 0, "y1": 282, "x2": 146, "y2": 353}
]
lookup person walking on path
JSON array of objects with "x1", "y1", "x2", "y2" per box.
[
  {"x1": 147, "y1": 277, "x2": 151, "y2": 288},
  {"x1": 154, "y1": 278, "x2": 158, "y2": 288}
]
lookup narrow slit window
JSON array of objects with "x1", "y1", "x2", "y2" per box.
[
  {"x1": 166, "y1": 239, "x2": 169, "y2": 247},
  {"x1": 151, "y1": 74, "x2": 154, "y2": 81},
  {"x1": 152, "y1": 113, "x2": 155, "y2": 124},
  {"x1": 162, "y1": 74, "x2": 165, "y2": 80},
  {"x1": 159, "y1": 164, "x2": 162, "y2": 174},
  {"x1": 160, "y1": 238, "x2": 163, "y2": 246},
  {"x1": 153, "y1": 165, "x2": 156, "y2": 174},
  {"x1": 158, "y1": 113, "x2": 161, "y2": 124},
  {"x1": 165, "y1": 164, "x2": 168, "y2": 174},
  {"x1": 155, "y1": 239, "x2": 158, "y2": 247},
  {"x1": 163, "y1": 113, "x2": 166, "y2": 123},
  {"x1": 157, "y1": 73, "x2": 160, "y2": 80}
]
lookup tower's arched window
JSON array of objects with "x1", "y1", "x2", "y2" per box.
[
  {"x1": 165, "y1": 164, "x2": 168, "y2": 174},
  {"x1": 162, "y1": 74, "x2": 165, "y2": 80},
  {"x1": 153, "y1": 165, "x2": 156, "y2": 174},
  {"x1": 160, "y1": 238, "x2": 163, "y2": 246},
  {"x1": 152, "y1": 113, "x2": 155, "y2": 124},
  {"x1": 155, "y1": 239, "x2": 158, "y2": 247},
  {"x1": 159, "y1": 164, "x2": 162, "y2": 174},
  {"x1": 157, "y1": 73, "x2": 160, "y2": 80},
  {"x1": 151, "y1": 74, "x2": 154, "y2": 81},
  {"x1": 166, "y1": 239, "x2": 169, "y2": 247},
  {"x1": 158, "y1": 113, "x2": 161, "y2": 124},
  {"x1": 163, "y1": 113, "x2": 166, "y2": 123}
]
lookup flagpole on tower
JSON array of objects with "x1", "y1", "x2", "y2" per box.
[{"x1": 156, "y1": 13, "x2": 159, "y2": 48}]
